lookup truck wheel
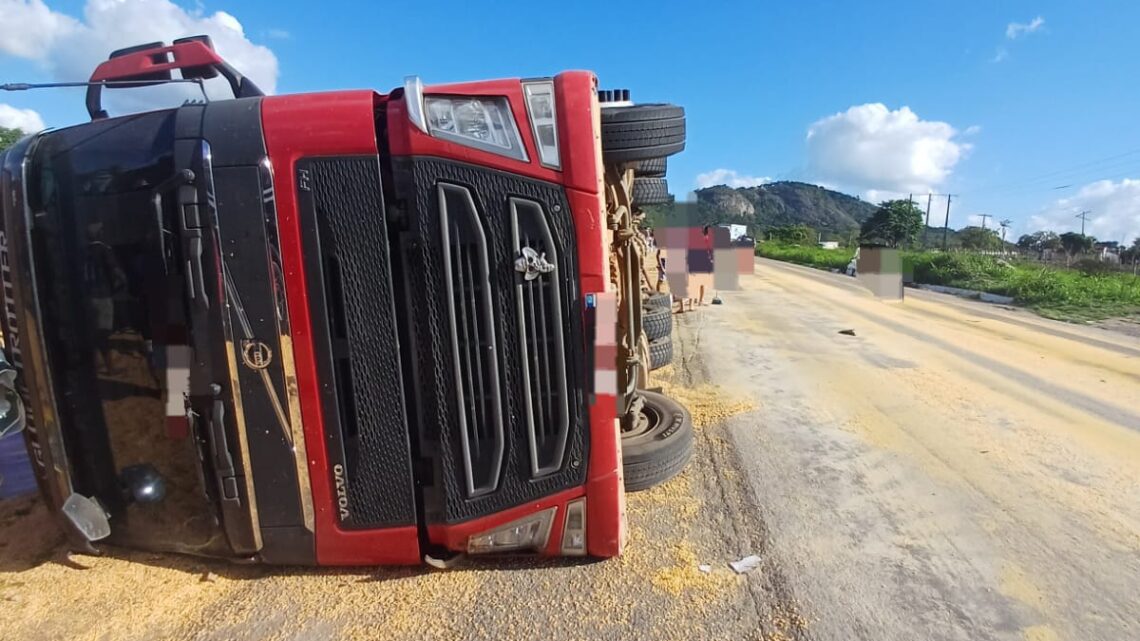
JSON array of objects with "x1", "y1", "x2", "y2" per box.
[
  {"x1": 648, "y1": 336, "x2": 672, "y2": 370},
  {"x1": 636, "y1": 157, "x2": 667, "y2": 177},
  {"x1": 623, "y1": 391, "x2": 693, "y2": 492},
  {"x1": 642, "y1": 305, "x2": 672, "y2": 341},
  {"x1": 601, "y1": 104, "x2": 686, "y2": 164},
  {"x1": 644, "y1": 292, "x2": 672, "y2": 310},
  {"x1": 632, "y1": 177, "x2": 671, "y2": 206}
]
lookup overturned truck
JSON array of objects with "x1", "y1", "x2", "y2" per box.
[{"x1": 0, "y1": 36, "x2": 691, "y2": 565}]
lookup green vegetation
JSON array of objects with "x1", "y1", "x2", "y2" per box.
[
  {"x1": 0, "y1": 126, "x2": 23, "y2": 152},
  {"x1": 757, "y1": 241, "x2": 1140, "y2": 321},
  {"x1": 1059, "y1": 231, "x2": 1095, "y2": 264},
  {"x1": 906, "y1": 252, "x2": 1140, "y2": 321},
  {"x1": 1016, "y1": 230, "x2": 1061, "y2": 258},
  {"x1": 756, "y1": 241, "x2": 855, "y2": 271},
  {"x1": 859, "y1": 199, "x2": 924, "y2": 247},
  {"x1": 957, "y1": 226, "x2": 1001, "y2": 251}
]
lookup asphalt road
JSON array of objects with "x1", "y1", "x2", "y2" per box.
[{"x1": 673, "y1": 257, "x2": 1140, "y2": 641}]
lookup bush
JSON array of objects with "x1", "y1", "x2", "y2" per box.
[
  {"x1": 1072, "y1": 258, "x2": 1121, "y2": 275},
  {"x1": 757, "y1": 241, "x2": 853, "y2": 271}
]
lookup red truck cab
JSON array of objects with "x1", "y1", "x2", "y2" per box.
[{"x1": 0, "y1": 36, "x2": 635, "y2": 564}]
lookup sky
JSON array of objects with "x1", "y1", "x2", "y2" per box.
[{"x1": 2, "y1": 0, "x2": 1139, "y2": 244}]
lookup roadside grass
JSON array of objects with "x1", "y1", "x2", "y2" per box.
[
  {"x1": 757, "y1": 241, "x2": 1140, "y2": 322},
  {"x1": 755, "y1": 242, "x2": 854, "y2": 271}
]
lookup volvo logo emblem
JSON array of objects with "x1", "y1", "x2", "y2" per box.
[
  {"x1": 514, "y1": 246, "x2": 556, "y2": 281},
  {"x1": 241, "y1": 340, "x2": 273, "y2": 370}
]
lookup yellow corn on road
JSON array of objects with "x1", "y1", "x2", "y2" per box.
[{"x1": 678, "y1": 257, "x2": 1140, "y2": 641}]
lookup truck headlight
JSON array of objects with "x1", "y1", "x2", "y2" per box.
[
  {"x1": 423, "y1": 95, "x2": 528, "y2": 161},
  {"x1": 523, "y1": 80, "x2": 560, "y2": 169},
  {"x1": 466, "y1": 507, "x2": 555, "y2": 554}
]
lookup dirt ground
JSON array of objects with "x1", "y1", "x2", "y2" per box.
[
  {"x1": 687, "y1": 258, "x2": 1140, "y2": 641},
  {"x1": 0, "y1": 359, "x2": 802, "y2": 640}
]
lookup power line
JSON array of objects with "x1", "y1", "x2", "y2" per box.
[{"x1": 967, "y1": 147, "x2": 1140, "y2": 196}]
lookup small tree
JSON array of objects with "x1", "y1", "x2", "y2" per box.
[
  {"x1": 769, "y1": 224, "x2": 816, "y2": 245},
  {"x1": 959, "y1": 226, "x2": 1001, "y2": 251},
  {"x1": 1123, "y1": 237, "x2": 1140, "y2": 273},
  {"x1": 1059, "y1": 231, "x2": 1095, "y2": 265},
  {"x1": 0, "y1": 126, "x2": 24, "y2": 152},
  {"x1": 859, "y1": 199, "x2": 923, "y2": 248},
  {"x1": 1016, "y1": 230, "x2": 1061, "y2": 260}
]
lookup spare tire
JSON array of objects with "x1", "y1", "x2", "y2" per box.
[
  {"x1": 622, "y1": 391, "x2": 693, "y2": 492},
  {"x1": 644, "y1": 292, "x2": 672, "y2": 310},
  {"x1": 648, "y1": 336, "x2": 672, "y2": 371},
  {"x1": 642, "y1": 306, "x2": 672, "y2": 341},
  {"x1": 601, "y1": 104, "x2": 686, "y2": 164},
  {"x1": 636, "y1": 157, "x2": 667, "y2": 177},
  {"x1": 632, "y1": 177, "x2": 670, "y2": 206}
]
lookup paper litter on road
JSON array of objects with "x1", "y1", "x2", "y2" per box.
[
  {"x1": 698, "y1": 564, "x2": 712, "y2": 573},
  {"x1": 729, "y1": 555, "x2": 762, "y2": 574}
]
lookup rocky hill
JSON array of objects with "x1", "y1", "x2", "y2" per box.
[
  {"x1": 694, "y1": 181, "x2": 878, "y2": 232},
  {"x1": 644, "y1": 180, "x2": 970, "y2": 246}
]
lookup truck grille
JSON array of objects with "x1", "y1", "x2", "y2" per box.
[
  {"x1": 396, "y1": 158, "x2": 588, "y2": 524},
  {"x1": 297, "y1": 156, "x2": 417, "y2": 528},
  {"x1": 510, "y1": 198, "x2": 569, "y2": 477},
  {"x1": 438, "y1": 184, "x2": 504, "y2": 497}
]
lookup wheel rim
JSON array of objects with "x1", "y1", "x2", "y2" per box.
[{"x1": 622, "y1": 401, "x2": 666, "y2": 445}]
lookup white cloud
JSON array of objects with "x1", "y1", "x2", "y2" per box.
[
  {"x1": 991, "y1": 48, "x2": 1009, "y2": 63},
  {"x1": 0, "y1": 0, "x2": 80, "y2": 59},
  {"x1": 1028, "y1": 179, "x2": 1140, "y2": 243},
  {"x1": 864, "y1": 189, "x2": 909, "y2": 203},
  {"x1": 806, "y1": 103, "x2": 970, "y2": 196},
  {"x1": 1006, "y1": 16, "x2": 1045, "y2": 39},
  {"x1": 266, "y1": 28, "x2": 291, "y2": 39},
  {"x1": 0, "y1": 104, "x2": 46, "y2": 132},
  {"x1": 0, "y1": 0, "x2": 278, "y2": 114},
  {"x1": 963, "y1": 125, "x2": 982, "y2": 136},
  {"x1": 695, "y1": 168, "x2": 771, "y2": 189}
]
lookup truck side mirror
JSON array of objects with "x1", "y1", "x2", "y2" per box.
[{"x1": 61, "y1": 493, "x2": 112, "y2": 542}]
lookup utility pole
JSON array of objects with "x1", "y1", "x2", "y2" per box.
[
  {"x1": 923, "y1": 193, "x2": 932, "y2": 248},
  {"x1": 1075, "y1": 210, "x2": 1091, "y2": 236},
  {"x1": 1000, "y1": 219, "x2": 1012, "y2": 254},
  {"x1": 978, "y1": 213, "x2": 992, "y2": 230},
  {"x1": 942, "y1": 194, "x2": 955, "y2": 251}
]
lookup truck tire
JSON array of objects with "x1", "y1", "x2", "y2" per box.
[
  {"x1": 642, "y1": 305, "x2": 672, "y2": 341},
  {"x1": 648, "y1": 336, "x2": 672, "y2": 370},
  {"x1": 632, "y1": 177, "x2": 670, "y2": 206},
  {"x1": 623, "y1": 391, "x2": 693, "y2": 492},
  {"x1": 644, "y1": 292, "x2": 672, "y2": 310},
  {"x1": 636, "y1": 157, "x2": 667, "y2": 177},
  {"x1": 601, "y1": 104, "x2": 686, "y2": 164}
]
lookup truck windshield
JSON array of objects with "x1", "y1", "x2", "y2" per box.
[{"x1": 26, "y1": 112, "x2": 228, "y2": 555}]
